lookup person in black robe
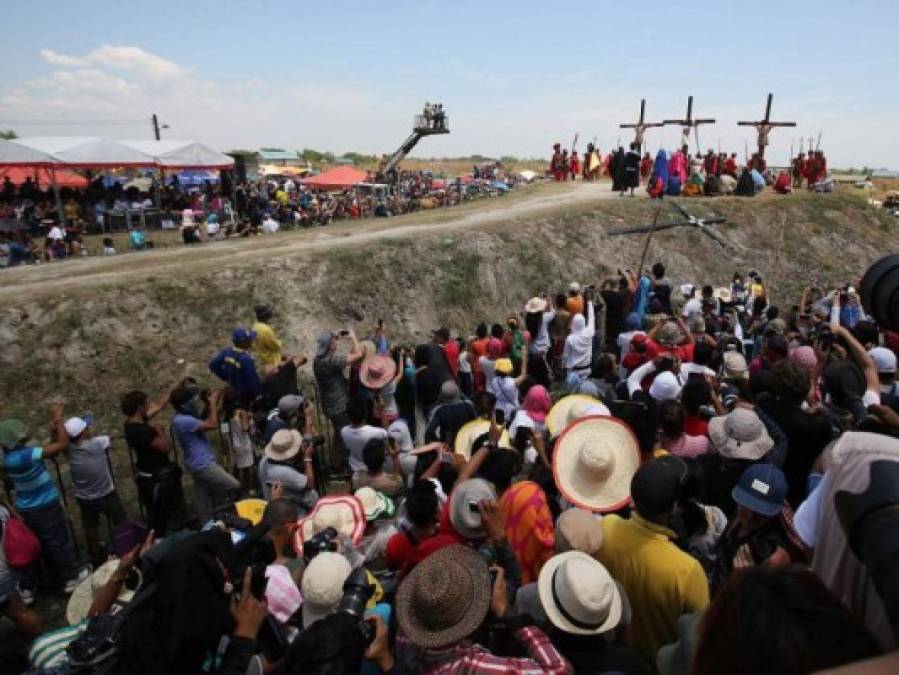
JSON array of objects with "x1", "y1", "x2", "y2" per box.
[
  {"x1": 610, "y1": 147, "x2": 625, "y2": 191},
  {"x1": 734, "y1": 168, "x2": 756, "y2": 197},
  {"x1": 617, "y1": 143, "x2": 641, "y2": 196}
]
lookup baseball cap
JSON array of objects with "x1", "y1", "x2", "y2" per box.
[
  {"x1": 649, "y1": 372, "x2": 681, "y2": 401},
  {"x1": 64, "y1": 415, "x2": 93, "y2": 439},
  {"x1": 732, "y1": 463, "x2": 787, "y2": 517},
  {"x1": 869, "y1": 347, "x2": 897, "y2": 374},
  {"x1": 232, "y1": 326, "x2": 257, "y2": 343},
  {"x1": 569, "y1": 282, "x2": 581, "y2": 293},
  {"x1": 278, "y1": 394, "x2": 304, "y2": 418}
]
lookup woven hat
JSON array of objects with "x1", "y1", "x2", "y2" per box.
[
  {"x1": 537, "y1": 551, "x2": 622, "y2": 635},
  {"x1": 525, "y1": 297, "x2": 548, "y2": 314},
  {"x1": 708, "y1": 409, "x2": 773, "y2": 460},
  {"x1": 396, "y1": 544, "x2": 491, "y2": 648},
  {"x1": 354, "y1": 487, "x2": 396, "y2": 521},
  {"x1": 449, "y1": 478, "x2": 497, "y2": 540},
  {"x1": 553, "y1": 416, "x2": 641, "y2": 513},
  {"x1": 495, "y1": 358, "x2": 514, "y2": 375},
  {"x1": 360, "y1": 355, "x2": 397, "y2": 390},
  {"x1": 66, "y1": 560, "x2": 140, "y2": 625},
  {"x1": 294, "y1": 495, "x2": 366, "y2": 556},
  {"x1": 301, "y1": 551, "x2": 352, "y2": 627},
  {"x1": 555, "y1": 508, "x2": 603, "y2": 555},
  {"x1": 722, "y1": 351, "x2": 749, "y2": 380},
  {"x1": 453, "y1": 419, "x2": 512, "y2": 460},
  {"x1": 265, "y1": 429, "x2": 303, "y2": 461},
  {"x1": 547, "y1": 395, "x2": 610, "y2": 436}
]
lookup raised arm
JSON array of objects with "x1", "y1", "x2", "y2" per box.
[{"x1": 831, "y1": 324, "x2": 879, "y2": 394}]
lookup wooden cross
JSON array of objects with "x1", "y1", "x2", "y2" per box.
[
  {"x1": 663, "y1": 96, "x2": 716, "y2": 154},
  {"x1": 737, "y1": 93, "x2": 796, "y2": 159},
  {"x1": 609, "y1": 201, "x2": 731, "y2": 249},
  {"x1": 620, "y1": 99, "x2": 664, "y2": 153}
]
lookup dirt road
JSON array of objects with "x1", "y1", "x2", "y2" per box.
[{"x1": 0, "y1": 181, "x2": 631, "y2": 301}]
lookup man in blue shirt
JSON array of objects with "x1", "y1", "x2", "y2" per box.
[
  {"x1": 169, "y1": 385, "x2": 239, "y2": 521},
  {"x1": 0, "y1": 411, "x2": 87, "y2": 600},
  {"x1": 208, "y1": 327, "x2": 262, "y2": 404}
]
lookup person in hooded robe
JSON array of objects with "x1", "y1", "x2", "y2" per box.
[
  {"x1": 647, "y1": 149, "x2": 669, "y2": 200},
  {"x1": 617, "y1": 143, "x2": 641, "y2": 196},
  {"x1": 668, "y1": 149, "x2": 688, "y2": 185},
  {"x1": 640, "y1": 152, "x2": 653, "y2": 181},
  {"x1": 734, "y1": 167, "x2": 756, "y2": 197}
]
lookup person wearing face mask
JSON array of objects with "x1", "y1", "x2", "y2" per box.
[
  {"x1": 122, "y1": 385, "x2": 188, "y2": 535},
  {"x1": 169, "y1": 383, "x2": 240, "y2": 522}
]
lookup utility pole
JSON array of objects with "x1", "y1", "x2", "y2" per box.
[{"x1": 152, "y1": 113, "x2": 161, "y2": 141}]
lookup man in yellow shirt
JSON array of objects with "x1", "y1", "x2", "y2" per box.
[
  {"x1": 597, "y1": 456, "x2": 710, "y2": 663},
  {"x1": 252, "y1": 304, "x2": 283, "y2": 369}
]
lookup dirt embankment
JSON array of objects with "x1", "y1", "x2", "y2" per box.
[{"x1": 0, "y1": 187, "x2": 896, "y2": 491}]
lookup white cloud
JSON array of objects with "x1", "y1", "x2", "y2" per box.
[{"x1": 40, "y1": 45, "x2": 187, "y2": 80}]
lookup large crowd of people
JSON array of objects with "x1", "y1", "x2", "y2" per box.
[
  {"x1": 0, "y1": 166, "x2": 515, "y2": 267},
  {"x1": 549, "y1": 142, "x2": 833, "y2": 198},
  {"x1": 1, "y1": 255, "x2": 898, "y2": 674}
]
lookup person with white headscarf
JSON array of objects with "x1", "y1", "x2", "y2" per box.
[{"x1": 562, "y1": 287, "x2": 596, "y2": 392}]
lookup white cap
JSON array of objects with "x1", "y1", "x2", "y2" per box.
[
  {"x1": 869, "y1": 347, "x2": 897, "y2": 374},
  {"x1": 569, "y1": 282, "x2": 581, "y2": 293},
  {"x1": 649, "y1": 372, "x2": 682, "y2": 401},
  {"x1": 64, "y1": 416, "x2": 90, "y2": 438}
]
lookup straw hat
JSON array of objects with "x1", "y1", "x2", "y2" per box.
[
  {"x1": 537, "y1": 551, "x2": 622, "y2": 635},
  {"x1": 547, "y1": 395, "x2": 610, "y2": 437},
  {"x1": 301, "y1": 551, "x2": 352, "y2": 628},
  {"x1": 66, "y1": 560, "x2": 140, "y2": 625},
  {"x1": 708, "y1": 409, "x2": 773, "y2": 461},
  {"x1": 360, "y1": 355, "x2": 397, "y2": 390},
  {"x1": 294, "y1": 495, "x2": 366, "y2": 555},
  {"x1": 265, "y1": 429, "x2": 303, "y2": 461},
  {"x1": 354, "y1": 487, "x2": 396, "y2": 521},
  {"x1": 553, "y1": 416, "x2": 641, "y2": 513},
  {"x1": 449, "y1": 478, "x2": 497, "y2": 540},
  {"x1": 714, "y1": 287, "x2": 732, "y2": 303},
  {"x1": 453, "y1": 419, "x2": 512, "y2": 460},
  {"x1": 396, "y1": 544, "x2": 491, "y2": 648},
  {"x1": 524, "y1": 297, "x2": 548, "y2": 314}
]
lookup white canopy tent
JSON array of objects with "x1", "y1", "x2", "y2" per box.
[
  {"x1": 13, "y1": 137, "x2": 157, "y2": 167},
  {"x1": 121, "y1": 140, "x2": 234, "y2": 169},
  {"x1": 1, "y1": 137, "x2": 234, "y2": 224}
]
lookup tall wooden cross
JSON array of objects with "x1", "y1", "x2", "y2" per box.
[
  {"x1": 620, "y1": 99, "x2": 664, "y2": 153},
  {"x1": 663, "y1": 96, "x2": 716, "y2": 154},
  {"x1": 737, "y1": 93, "x2": 796, "y2": 159}
]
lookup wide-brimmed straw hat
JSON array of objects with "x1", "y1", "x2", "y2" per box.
[
  {"x1": 524, "y1": 297, "x2": 548, "y2": 314},
  {"x1": 67, "y1": 560, "x2": 141, "y2": 625},
  {"x1": 553, "y1": 416, "x2": 641, "y2": 513},
  {"x1": 294, "y1": 495, "x2": 366, "y2": 555},
  {"x1": 449, "y1": 478, "x2": 497, "y2": 540},
  {"x1": 708, "y1": 409, "x2": 773, "y2": 460},
  {"x1": 265, "y1": 429, "x2": 303, "y2": 461},
  {"x1": 396, "y1": 544, "x2": 491, "y2": 648},
  {"x1": 354, "y1": 487, "x2": 396, "y2": 521},
  {"x1": 453, "y1": 419, "x2": 512, "y2": 460},
  {"x1": 360, "y1": 355, "x2": 396, "y2": 390},
  {"x1": 547, "y1": 395, "x2": 610, "y2": 437},
  {"x1": 537, "y1": 551, "x2": 622, "y2": 635}
]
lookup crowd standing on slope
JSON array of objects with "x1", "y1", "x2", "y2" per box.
[{"x1": 1, "y1": 259, "x2": 899, "y2": 674}]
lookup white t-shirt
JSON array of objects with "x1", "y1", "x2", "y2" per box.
[
  {"x1": 262, "y1": 217, "x2": 279, "y2": 234},
  {"x1": 182, "y1": 209, "x2": 194, "y2": 226},
  {"x1": 489, "y1": 376, "x2": 520, "y2": 418},
  {"x1": 340, "y1": 425, "x2": 388, "y2": 472},
  {"x1": 458, "y1": 351, "x2": 472, "y2": 374},
  {"x1": 47, "y1": 226, "x2": 65, "y2": 241},
  {"x1": 207, "y1": 221, "x2": 220, "y2": 236},
  {"x1": 479, "y1": 356, "x2": 497, "y2": 388},
  {"x1": 683, "y1": 298, "x2": 702, "y2": 317}
]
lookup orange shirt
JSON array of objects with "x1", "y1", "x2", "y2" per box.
[
  {"x1": 471, "y1": 338, "x2": 489, "y2": 374},
  {"x1": 565, "y1": 295, "x2": 584, "y2": 316}
]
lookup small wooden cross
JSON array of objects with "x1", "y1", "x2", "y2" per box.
[
  {"x1": 737, "y1": 93, "x2": 796, "y2": 159},
  {"x1": 620, "y1": 99, "x2": 664, "y2": 153}
]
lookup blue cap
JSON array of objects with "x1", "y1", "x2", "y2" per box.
[
  {"x1": 232, "y1": 327, "x2": 257, "y2": 343},
  {"x1": 732, "y1": 463, "x2": 787, "y2": 517}
]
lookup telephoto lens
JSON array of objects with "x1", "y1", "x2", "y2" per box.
[{"x1": 860, "y1": 254, "x2": 899, "y2": 331}]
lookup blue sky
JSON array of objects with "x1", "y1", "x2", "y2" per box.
[{"x1": 2, "y1": 1, "x2": 897, "y2": 167}]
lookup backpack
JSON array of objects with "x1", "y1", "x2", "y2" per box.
[{"x1": 2, "y1": 510, "x2": 42, "y2": 567}]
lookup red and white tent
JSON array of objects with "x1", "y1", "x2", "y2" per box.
[{"x1": 300, "y1": 166, "x2": 368, "y2": 190}]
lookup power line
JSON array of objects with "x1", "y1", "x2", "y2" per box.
[{"x1": 0, "y1": 119, "x2": 148, "y2": 125}]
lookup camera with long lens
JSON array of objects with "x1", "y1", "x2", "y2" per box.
[
  {"x1": 835, "y1": 459, "x2": 899, "y2": 643},
  {"x1": 337, "y1": 567, "x2": 376, "y2": 645},
  {"x1": 860, "y1": 253, "x2": 899, "y2": 332},
  {"x1": 303, "y1": 526, "x2": 338, "y2": 562}
]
